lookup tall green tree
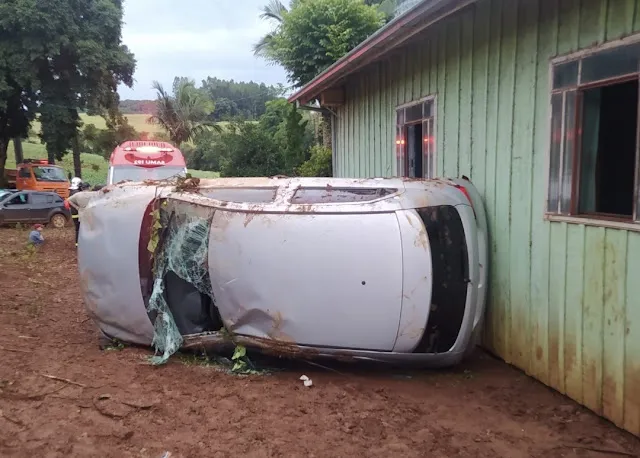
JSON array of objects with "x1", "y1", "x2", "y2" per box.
[
  {"x1": 254, "y1": 0, "x2": 389, "y2": 80},
  {"x1": 269, "y1": 0, "x2": 384, "y2": 87},
  {"x1": 149, "y1": 78, "x2": 219, "y2": 147},
  {"x1": 0, "y1": 0, "x2": 135, "y2": 183},
  {"x1": 200, "y1": 77, "x2": 282, "y2": 120},
  {"x1": 261, "y1": 99, "x2": 312, "y2": 174},
  {"x1": 254, "y1": 0, "x2": 384, "y2": 152}
]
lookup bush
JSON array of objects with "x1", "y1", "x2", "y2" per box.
[
  {"x1": 218, "y1": 122, "x2": 284, "y2": 177},
  {"x1": 297, "y1": 145, "x2": 332, "y2": 177},
  {"x1": 184, "y1": 130, "x2": 223, "y2": 172}
]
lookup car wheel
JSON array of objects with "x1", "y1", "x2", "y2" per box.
[{"x1": 49, "y1": 213, "x2": 67, "y2": 229}]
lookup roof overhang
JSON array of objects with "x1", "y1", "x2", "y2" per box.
[{"x1": 288, "y1": 0, "x2": 476, "y2": 105}]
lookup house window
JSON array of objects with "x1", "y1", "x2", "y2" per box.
[
  {"x1": 548, "y1": 38, "x2": 640, "y2": 221},
  {"x1": 396, "y1": 97, "x2": 436, "y2": 178}
]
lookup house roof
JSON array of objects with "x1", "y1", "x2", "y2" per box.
[{"x1": 288, "y1": 0, "x2": 475, "y2": 105}]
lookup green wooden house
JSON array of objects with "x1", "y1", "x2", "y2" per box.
[{"x1": 288, "y1": 0, "x2": 640, "y2": 436}]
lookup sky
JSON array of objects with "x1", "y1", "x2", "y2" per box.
[{"x1": 117, "y1": 0, "x2": 289, "y2": 100}]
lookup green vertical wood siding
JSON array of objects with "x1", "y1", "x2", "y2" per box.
[{"x1": 332, "y1": 0, "x2": 640, "y2": 436}]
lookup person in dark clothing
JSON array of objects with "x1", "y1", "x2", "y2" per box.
[{"x1": 67, "y1": 177, "x2": 83, "y2": 246}]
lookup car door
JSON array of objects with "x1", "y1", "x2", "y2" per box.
[
  {"x1": 1, "y1": 193, "x2": 31, "y2": 222},
  {"x1": 29, "y1": 193, "x2": 52, "y2": 222}
]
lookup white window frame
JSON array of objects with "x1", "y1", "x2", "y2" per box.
[
  {"x1": 545, "y1": 33, "x2": 640, "y2": 232},
  {"x1": 395, "y1": 95, "x2": 437, "y2": 179}
]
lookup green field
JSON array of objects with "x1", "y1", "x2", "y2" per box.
[
  {"x1": 28, "y1": 114, "x2": 237, "y2": 137},
  {"x1": 29, "y1": 113, "x2": 166, "y2": 136},
  {"x1": 4, "y1": 113, "x2": 228, "y2": 184}
]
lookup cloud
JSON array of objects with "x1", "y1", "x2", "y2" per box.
[{"x1": 118, "y1": 0, "x2": 288, "y2": 99}]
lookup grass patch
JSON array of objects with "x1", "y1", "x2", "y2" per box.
[
  {"x1": 188, "y1": 169, "x2": 220, "y2": 179},
  {"x1": 29, "y1": 113, "x2": 165, "y2": 136},
  {"x1": 179, "y1": 346, "x2": 268, "y2": 376}
]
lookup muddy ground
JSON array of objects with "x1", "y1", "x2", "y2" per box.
[{"x1": 0, "y1": 227, "x2": 639, "y2": 457}]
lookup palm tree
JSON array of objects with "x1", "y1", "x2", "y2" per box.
[
  {"x1": 252, "y1": 0, "x2": 288, "y2": 60},
  {"x1": 148, "y1": 78, "x2": 219, "y2": 147}
]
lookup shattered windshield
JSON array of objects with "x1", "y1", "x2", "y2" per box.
[
  {"x1": 111, "y1": 165, "x2": 186, "y2": 183},
  {"x1": 33, "y1": 166, "x2": 67, "y2": 182}
]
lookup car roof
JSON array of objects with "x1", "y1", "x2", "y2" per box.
[
  {"x1": 15, "y1": 190, "x2": 62, "y2": 196},
  {"x1": 103, "y1": 176, "x2": 472, "y2": 215}
]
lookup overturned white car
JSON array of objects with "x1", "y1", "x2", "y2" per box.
[{"x1": 78, "y1": 176, "x2": 488, "y2": 367}]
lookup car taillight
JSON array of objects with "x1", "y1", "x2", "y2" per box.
[
  {"x1": 454, "y1": 184, "x2": 475, "y2": 218},
  {"x1": 64, "y1": 200, "x2": 70, "y2": 210}
]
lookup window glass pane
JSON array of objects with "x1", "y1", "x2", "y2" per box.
[
  {"x1": 19, "y1": 168, "x2": 30, "y2": 178},
  {"x1": 428, "y1": 117, "x2": 435, "y2": 177},
  {"x1": 33, "y1": 166, "x2": 67, "y2": 182},
  {"x1": 7, "y1": 194, "x2": 28, "y2": 205},
  {"x1": 405, "y1": 103, "x2": 423, "y2": 122},
  {"x1": 32, "y1": 194, "x2": 47, "y2": 204},
  {"x1": 560, "y1": 91, "x2": 577, "y2": 213},
  {"x1": 578, "y1": 88, "x2": 601, "y2": 214},
  {"x1": 423, "y1": 100, "x2": 434, "y2": 117},
  {"x1": 579, "y1": 81, "x2": 638, "y2": 217},
  {"x1": 553, "y1": 60, "x2": 579, "y2": 89},
  {"x1": 396, "y1": 125, "x2": 405, "y2": 176},
  {"x1": 46, "y1": 195, "x2": 54, "y2": 204},
  {"x1": 581, "y1": 42, "x2": 640, "y2": 84},
  {"x1": 422, "y1": 119, "x2": 434, "y2": 178},
  {"x1": 201, "y1": 187, "x2": 277, "y2": 203},
  {"x1": 547, "y1": 93, "x2": 563, "y2": 213},
  {"x1": 291, "y1": 187, "x2": 397, "y2": 204}
]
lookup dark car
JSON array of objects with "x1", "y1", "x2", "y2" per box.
[{"x1": 0, "y1": 190, "x2": 71, "y2": 228}]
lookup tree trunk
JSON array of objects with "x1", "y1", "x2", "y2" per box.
[
  {"x1": 13, "y1": 137, "x2": 23, "y2": 164},
  {"x1": 0, "y1": 139, "x2": 8, "y2": 188},
  {"x1": 47, "y1": 148, "x2": 55, "y2": 165},
  {"x1": 72, "y1": 135, "x2": 82, "y2": 178},
  {"x1": 321, "y1": 112, "x2": 332, "y2": 150}
]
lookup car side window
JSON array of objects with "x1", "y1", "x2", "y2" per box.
[
  {"x1": 31, "y1": 194, "x2": 48, "y2": 204},
  {"x1": 47, "y1": 195, "x2": 54, "y2": 204},
  {"x1": 291, "y1": 187, "x2": 398, "y2": 204},
  {"x1": 18, "y1": 168, "x2": 31, "y2": 178},
  {"x1": 6, "y1": 194, "x2": 28, "y2": 205}
]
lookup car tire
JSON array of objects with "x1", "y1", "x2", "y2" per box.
[{"x1": 49, "y1": 213, "x2": 67, "y2": 229}]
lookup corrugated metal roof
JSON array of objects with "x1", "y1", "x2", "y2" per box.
[{"x1": 288, "y1": 0, "x2": 475, "y2": 104}]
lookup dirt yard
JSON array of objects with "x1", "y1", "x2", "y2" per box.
[{"x1": 1, "y1": 227, "x2": 639, "y2": 458}]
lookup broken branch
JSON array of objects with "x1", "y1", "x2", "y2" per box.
[
  {"x1": 40, "y1": 374, "x2": 87, "y2": 388},
  {"x1": 0, "y1": 346, "x2": 31, "y2": 354}
]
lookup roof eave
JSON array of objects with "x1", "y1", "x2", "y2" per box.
[{"x1": 288, "y1": 0, "x2": 475, "y2": 105}]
